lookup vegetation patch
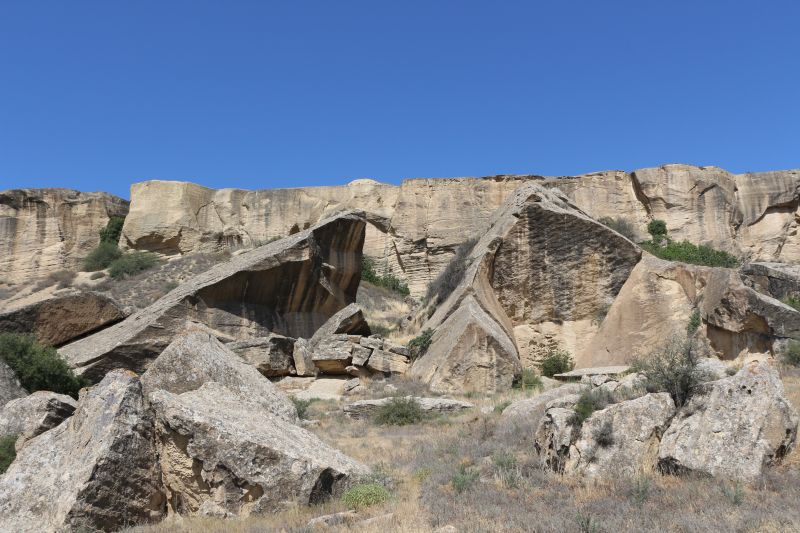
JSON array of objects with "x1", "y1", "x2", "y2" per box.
[
  {"x1": 362, "y1": 257, "x2": 410, "y2": 296},
  {"x1": 451, "y1": 464, "x2": 480, "y2": 493},
  {"x1": 640, "y1": 240, "x2": 739, "y2": 268},
  {"x1": 631, "y1": 335, "x2": 709, "y2": 407},
  {"x1": 83, "y1": 241, "x2": 123, "y2": 271},
  {"x1": 99, "y1": 215, "x2": 126, "y2": 244},
  {"x1": 513, "y1": 369, "x2": 543, "y2": 391},
  {"x1": 598, "y1": 216, "x2": 637, "y2": 241},
  {"x1": 493, "y1": 400, "x2": 512, "y2": 414},
  {"x1": 0, "y1": 333, "x2": 88, "y2": 398},
  {"x1": 593, "y1": 420, "x2": 614, "y2": 447},
  {"x1": 782, "y1": 340, "x2": 800, "y2": 367},
  {"x1": 571, "y1": 388, "x2": 614, "y2": 427},
  {"x1": 407, "y1": 328, "x2": 434, "y2": 360},
  {"x1": 0, "y1": 434, "x2": 17, "y2": 475},
  {"x1": 341, "y1": 483, "x2": 390, "y2": 509},
  {"x1": 540, "y1": 349, "x2": 574, "y2": 377},
  {"x1": 686, "y1": 309, "x2": 702, "y2": 335},
  {"x1": 426, "y1": 237, "x2": 479, "y2": 305},
  {"x1": 373, "y1": 396, "x2": 428, "y2": 426},
  {"x1": 108, "y1": 252, "x2": 158, "y2": 279},
  {"x1": 290, "y1": 396, "x2": 315, "y2": 420},
  {"x1": 782, "y1": 295, "x2": 800, "y2": 312}
]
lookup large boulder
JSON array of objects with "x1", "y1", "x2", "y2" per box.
[
  {"x1": 658, "y1": 362, "x2": 799, "y2": 481},
  {"x1": 0, "y1": 370, "x2": 165, "y2": 532},
  {"x1": 499, "y1": 384, "x2": 586, "y2": 429},
  {"x1": 0, "y1": 360, "x2": 26, "y2": 408},
  {"x1": 140, "y1": 328, "x2": 297, "y2": 422},
  {"x1": 0, "y1": 291, "x2": 126, "y2": 346},
  {"x1": 227, "y1": 334, "x2": 295, "y2": 377},
  {"x1": 59, "y1": 211, "x2": 367, "y2": 381},
  {"x1": 0, "y1": 391, "x2": 77, "y2": 450},
  {"x1": 410, "y1": 183, "x2": 641, "y2": 393}
]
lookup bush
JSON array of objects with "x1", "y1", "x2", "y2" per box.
[
  {"x1": 598, "y1": 217, "x2": 638, "y2": 241},
  {"x1": 99, "y1": 216, "x2": 126, "y2": 244},
  {"x1": 593, "y1": 420, "x2": 614, "y2": 447},
  {"x1": 647, "y1": 219, "x2": 668, "y2": 240},
  {"x1": 640, "y1": 240, "x2": 739, "y2": 268},
  {"x1": 540, "y1": 349, "x2": 574, "y2": 377},
  {"x1": 83, "y1": 241, "x2": 123, "y2": 271},
  {"x1": 571, "y1": 388, "x2": 614, "y2": 426},
  {"x1": 341, "y1": 483, "x2": 390, "y2": 509},
  {"x1": 686, "y1": 309, "x2": 701, "y2": 335},
  {"x1": 513, "y1": 369, "x2": 543, "y2": 391},
  {"x1": 0, "y1": 333, "x2": 88, "y2": 398},
  {"x1": 426, "y1": 238, "x2": 478, "y2": 305},
  {"x1": 108, "y1": 252, "x2": 158, "y2": 279},
  {"x1": 290, "y1": 396, "x2": 314, "y2": 419},
  {"x1": 631, "y1": 336, "x2": 709, "y2": 407},
  {"x1": 493, "y1": 400, "x2": 512, "y2": 414},
  {"x1": 35, "y1": 270, "x2": 76, "y2": 291},
  {"x1": 373, "y1": 397, "x2": 427, "y2": 426},
  {"x1": 451, "y1": 464, "x2": 479, "y2": 493},
  {"x1": 0, "y1": 434, "x2": 16, "y2": 474},
  {"x1": 361, "y1": 257, "x2": 410, "y2": 296},
  {"x1": 783, "y1": 340, "x2": 800, "y2": 367},
  {"x1": 782, "y1": 295, "x2": 800, "y2": 312},
  {"x1": 408, "y1": 328, "x2": 434, "y2": 360}
]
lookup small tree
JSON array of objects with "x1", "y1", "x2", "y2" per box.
[
  {"x1": 0, "y1": 333, "x2": 88, "y2": 398},
  {"x1": 631, "y1": 335, "x2": 709, "y2": 407},
  {"x1": 407, "y1": 328, "x2": 434, "y2": 360},
  {"x1": 83, "y1": 241, "x2": 123, "y2": 271},
  {"x1": 540, "y1": 349, "x2": 574, "y2": 377},
  {"x1": 647, "y1": 219, "x2": 668, "y2": 242}
]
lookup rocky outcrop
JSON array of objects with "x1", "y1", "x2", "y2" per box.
[
  {"x1": 410, "y1": 183, "x2": 641, "y2": 393},
  {"x1": 658, "y1": 362, "x2": 798, "y2": 481},
  {"x1": 227, "y1": 334, "x2": 295, "y2": 377},
  {"x1": 342, "y1": 396, "x2": 474, "y2": 419},
  {"x1": 58, "y1": 211, "x2": 366, "y2": 381},
  {"x1": 742, "y1": 262, "x2": 800, "y2": 301},
  {"x1": 0, "y1": 370, "x2": 165, "y2": 533},
  {"x1": 499, "y1": 383, "x2": 586, "y2": 429},
  {"x1": 0, "y1": 188, "x2": 129, "y2": 284},
  {"x1": 0, "y1": 391, "x2": 76, "y2": 450},
  {"x1": 579, "y1": 253, "x2": 800, "y2": 366},
  {"x1": 0, "y1": 360, "x2": 26, "y2": 408},
  {"x1": 0, "y1": 291, "x2": 126, "y2": 346}
]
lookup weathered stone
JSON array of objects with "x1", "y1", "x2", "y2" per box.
[
  {"x1": 342, "y1": 396, "x2": 474, "y2": 419},
  {"x1": 500, "y1": 384, "x2": 586, "y2": 430},
  {"x1": 149, "y1": 382, "x2": 369, "y2": 517},
  {"x1": 141, "y1": 328, "x2": 297, "y2": 422},
  {"x1": 658, "y1": 362, "x2": 799, "y2": 481},
  {"x1": 742, "y1": 262, "x2": 800, "y2": 300},
  {"x1": 0, "y1": 291, "x2": 126, "y2": 347},
  {"x1": 359, "y1": 336, "x2": 384, "y2": 351},
  {"x1": 351, "y1": 344, "x2": 372, "y2": 366},
  {"x1": 307, "y1": 510, "x2": 358, "y2": 528},
  {"x1": 567, "y1": 393, "x2": 676, "y2": 478},
  {"x1": 59, "y1": 211, "x2": 366, "y2": 381},
  {"x1": 293, "y1": 339, "x2": 316, "y2": 377},
  {"x1": 0, "y1": 370, "x2": 165, "y2": 532},
  {"x1": 0, "y1": 391, "x2": 77, "y2": 450},
  {"x1": 309, "y1": 303, "x2": 371, "y2": 343},
  {"x1": 311, "y1": 334, "x2": 354, "y2": 374},
  {"x1": 343, "y1": 378, "x2": 362, "y2": 393},
  {"x1": 0, "y1": 359, "x2": 26, "y2": 408},
  {"x1": 227, "y1": 334, "x2": 295, "y2": 377},
  {"x1": 0, "y1": 188, "x2": 128, "y2": 284},
  {"x1": 365, "y1": 349, "x2": 410, "y2": 374},
  {"x1": 382, "y1": 340, "x2": 410, "y2": 357},
  {"x1": 534, "y1": 407, "x2": 578, "y2": 472}
]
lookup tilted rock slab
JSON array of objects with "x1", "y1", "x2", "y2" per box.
[
  {"x1": 0, "y1": 188, "x2": 129, "y2": 284},
  {"x1": 0, "y1": 391, "x2": 76, "y2": 450},
  {"x1": 658, "y1": 361, "x2": 799, "y2": 481},
  {"x1": 0, "y1": 360, "x2": 26, "y2": 408},
  {"x1": 742, "y1": 261, "x2": 800, "y2": 301},
  {"x1": 0, "y1": 291, "x2": 126, "y2": 346},
  {"x1": 59, "y1": 211, "x2": 366, "y2": 381},
  {"x1": 0, "y1": 370, "x2": 165, "y2": 533},
  {"x1": 343, "y1": 396, "x2": 474, "y2": 419},
  {"x1": 410, "y1": 183, "x2": 640, "y2": 393},
  {"x1": 227, "y1": 334, "x2": 296, "y2": 377}
]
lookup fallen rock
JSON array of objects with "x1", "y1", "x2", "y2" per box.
[
  {"x1": 59, "y1": 211, "x2": 367, "y2": 381},
  {"x1": 293, "y1": 338, "x2": 317, "y2": 377},
  {"x1": 658, "y1": 361, "x2": 799, "y2": 481},
  {"x1": 0, "y1": 391, "x2": 77, "y2": 450},
  {"x1": 141, "y1": 328, "x2": 297, "y2": 422},
  {"x1": 351, "y1": 344, "x2": 372, "y2": 366},
  {"x1": 499, "y1": 384, "x2": 586, "y2": 429},
  {"x1": 343, "y1": 396, "x2": 474, "y2": 419},
  {"x1": 742, "y1": 262, "x2": 800, "y2": 300},
  {"x1": 534, "y1": 407, "x2": 578, "y2": 473},
  {"x1": 309, "y1": 303, "x2": 371, "y2": 343},
  {"x1": 365, "y1": 349, "x2": 410, "y2": 374},
  {"x1": 311, "y1": 334, "x2": 354, "y2": 374},
  {"x1": 227, "y1": 334, "x2": 295, "y2": 377},
  {"x1": 0, "y1": 360, "x2": 26, "y2": 408},
  {"x1": 0, "y1": 370, "x2": 165, "y2": 532},
  {"x1": 307, "y1": 510, "x2": 358, "y2": 528}
]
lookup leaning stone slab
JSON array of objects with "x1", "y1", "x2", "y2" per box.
[
  {"x1": 343, "y1": 396, "x2": 474, "y2": 419},
  {"x1": 227, "y1": 334, "x2": 295, "y2": 377},
  {"x1": 365, "y1": 349, "x2": 410, "y2": 374},
  {"x1": 0, "y1": 359, "x2": 26, "y2": 408},
  {"x1": 0, "y1": 391, "x2": 77, "y2": 450}
]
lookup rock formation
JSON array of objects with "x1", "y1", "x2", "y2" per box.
[
  {"x1": 0, "y1": 291, "x2": 126, "y2": 346},
  {"x1": 342, "y1": 396, "x2": 474, "y2": 419},
  {"x1": 0, "y1": 391, "x2": 77, "y2": 450},
  {"x1": 410, "y1": 183, "x2": 641, "y2": 393},
  {"x1": 0, "y1": 370, "x2": 165, "y2": 533},
  {"x1": 0, "y1": 188, "x2": 128, "y2": 284},
  {"x1": 58, "y1": 211, "x2": 367, "y2": 381},
  {"x1": 0, "y1": 360, "x2": 26, "y2": 408}
]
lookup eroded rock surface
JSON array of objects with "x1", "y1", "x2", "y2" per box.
[
  {"x1": 0, "y1": 360, "x2": 26, "y2": 408},
  {"x1": 228, "y1": 334, "x2": 295, "y2": 377},
  {"x1": 0, "y1": 391, "x2": 76, "y2": 450},
  {"x1": 343, "y1": 396, "x2": 474, "y2": 419}
]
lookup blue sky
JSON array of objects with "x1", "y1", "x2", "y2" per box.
[{"x1": 1, "y1": 1, "x2": 798, "y2": 199}]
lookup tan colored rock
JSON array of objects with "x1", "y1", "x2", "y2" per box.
[
  {"x1": 0, "y1": 360, "x2": 26, "y2": 408},
  {"x1": 292, "y1": 338, "x2": 317, "y2": 377},
  {"x1": 741, "y1": 262, "x2": 800, "y2": 300},
  {"x1": 351, "y1": 345, "x2": 372, "y2": 366},
  {"x1": 58, "y1": 211, "x2": 366, "y2": 380},
  {"x1": 499, "y1": 384, "x2": 586, "y2": 430},
  {"x1": 309, "y1": 303, "x2": 371, "y2": 343},
  {"x1": 0, "y1": 370, "x2": 165, "y2": 532},
  {"x1": 0, "y1": 391, "x2": 76, "y2": 450},
  {"x1": 227, "y1": 334, "x2": 295, "y2": 377},
  {"x1": 0, "y1": 188, "x2": 129, "y2": 285},
  {"x1": 0, "y1": 291, "x2": 126, "y2": 346},
  {"x1": 342, "y1": 396, "x2": 474, "y2": 419},
  {"x1": 365, "y1": 349, "x2": 410, "y2": 374},
  {"x1": 658, "y1": 361, "x2": 798, "y2": 481},
  {"x1": 311, "y1": 334, "x2": 354, "y2": 374}
]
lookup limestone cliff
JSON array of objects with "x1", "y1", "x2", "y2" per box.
[{"x1": 0, "y1": 188, "x2": 129, "y2": 284}]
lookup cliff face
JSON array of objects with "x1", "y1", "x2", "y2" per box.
[
  {"x1": 0, "y1": 189, "x2": 129, "y2": 284},
  {"x1": 114, "y1": 164, "x2": 800, "y2": 297}
]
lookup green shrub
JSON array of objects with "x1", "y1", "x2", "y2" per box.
[
  {"x1": 108, "y1": 252, "x2": 158, "y2": 279},
  {"x1": 598, "y1": 217, "x2": 637, "y2": 241},
  {"x1": 540, "y1": 349, "x2": 574, "y2": 377},
  {"x1": 426, "y1": 238, "x2": 478, "y2": 305},
  {"x1": 0, "y1": 333, "x2": 88, "y2": 398},
  {"x1": 631, "y1": 336, "x2": 709, "y2": 407},
  {"x1": 493, "y1": 400, "x2": 512, "y2": 414},
  {"x1": 686, "y1": 309, "x2": 701, "y2": 335},
  {"x1": 513, "y1": 368, "x2": 543, "y2": 391},
  {"x1": 782, "y1": 295, "x2": 800, "y2": 312},
  {"x1": 629, "y1": 476, "x2": 651, "y2": 506},
  {"x1": 290, "y1": 396, "x2": 314, "y2": 419},
  {"x1": 0, "y1": 434, "x2": 17, "y2": 474},
  {"x1": 408, "y1": 328, "x2": 434, "y2": 360},
  {"x1": 571, "y1": 388, "x2": 613, "y2": 426},
  {"x1": 451, "y1": 464, "x2": 479, "y2": 493},
  {"x1": 593, "y1": 420, "x2": 614, "y2": 447},
  {"x1": 373, "y1": 397, "x2": 427, "y2": 426},
  {"x1": 783, "y1": 340, "x2": 800, "y2": 367},
  {"x1": 369, "y1": 324, "x2": 393, "y2": 338},
  {"x1": 99, "y1": 216, "x2": 126, "y2": 244},
  {"x1": 721, "y1": 482, "x2": 744, "y2": 506},
  {"x1": 341, "y1": 483, "x2": 390, "y2": 509},
  {"x1": 647, "y1": 219, "x2": 668, "y2": 240},
  {"x1": 362, "y1": 257, "x2": 410, "y2": 295},
  {"x1": 640, "y1": 240, "x2": 739, "y2": 268},
  {"x1": 83, "y1": 241, "x2": 123, "y2": 271}
]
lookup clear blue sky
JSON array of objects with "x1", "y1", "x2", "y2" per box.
[{"x1": 1, "y1": 1, "x2": 798, "y2": 199}]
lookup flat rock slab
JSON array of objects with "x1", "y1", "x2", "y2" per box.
[
  {"x1": 294, "y1": 378, "x2": 349, "y2": 401},
  {"x1": 343, "y1": 396, "x2": 474, "y2": 419},
  {"x1": 554, "y1": 366, "x2": 630, "y2": 380}
]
